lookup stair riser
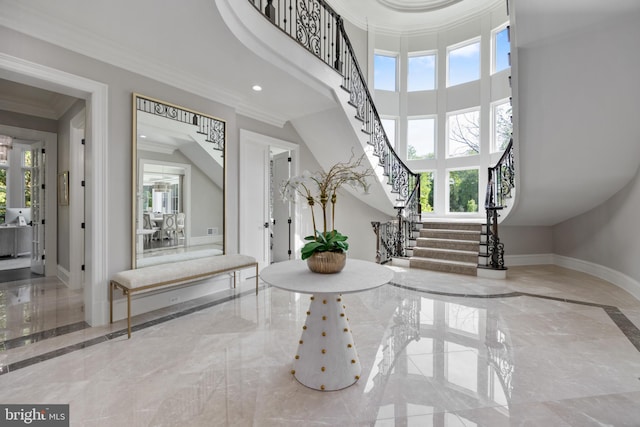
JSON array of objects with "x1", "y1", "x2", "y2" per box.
[
  {"x1": 412, "y1": 248, "x2": 477, "y2": 263},
  {"x1": 415, "y1": 239, "x2": 479, "y2": 251},
  {"x1": 419, "y1": 230, "x2": 480, "y2": 240},
  {"x1": 409, "y1": 259, "x2": 477, "y2": 276},
  {"x1": 421, "y1": 223, "x2": 482, "y2": 231}
]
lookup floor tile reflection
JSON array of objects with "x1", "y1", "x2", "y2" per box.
[{"x1": 1, "y1": 265, "x2": 640, "y2": 426}]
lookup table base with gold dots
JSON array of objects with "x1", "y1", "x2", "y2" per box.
[
  {"x1": 260, "y1": 259, "x2": 394, "y2": 391},
  {"x1": 293, "y1": 293, "x2": 360, "y2": 390}
]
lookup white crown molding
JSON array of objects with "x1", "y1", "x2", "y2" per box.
[
  {"x1": 137, "y1": 140, "x2": 176, "y2": 155},
  {"x1": 0, "y1": 2, "x2": 286, "y2": 127},
  {"x1": 0, "y1": 97, "x2": 59, "y2": 120},
  {"x1": 236, "y1": 103, "x2": 287, "y2": 128}
]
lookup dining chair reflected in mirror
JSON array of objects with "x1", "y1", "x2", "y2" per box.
[
  {"x1": 142, "y1": 213, "x2": 159, "y2": 244},
  {"x1": 161, "y1": 213, "x2": 177, "y2": 241},
  {"x1": 176, "y1": 212, "x2": 185, "y2": 240}
]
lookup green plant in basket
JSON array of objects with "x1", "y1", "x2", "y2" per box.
[{"x1": 301, "y1": 230, "x2": 350, "y2": 260}]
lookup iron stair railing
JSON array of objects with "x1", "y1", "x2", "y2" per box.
[
  {"x1": 480, "y1": 138, "x2": 514, "y2": 270},
  {"x1": 248, "y1": 0, "x2": 420, "y2": 264}
]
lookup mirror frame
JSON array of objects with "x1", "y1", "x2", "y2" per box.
[{"x1": 131, "y1": 93, "x2": 226, "y2": 268}]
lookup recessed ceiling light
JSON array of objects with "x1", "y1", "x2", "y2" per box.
[
  {"x1": 140, "y1": 134, "x2": 147, "y2": 138},
  {"x1": 252, "y1": 85, "x2": 262, "y2": 92}
]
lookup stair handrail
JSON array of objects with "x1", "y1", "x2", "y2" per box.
[
  {"x1": 248, "y1": 0, "x2": 420, "y2": 263},
  {"x1": 485, "y1": 138, "x2": 514, "y2": 210},
  {"x1": 482, "y1": 138, "x2": 514, "y2": 270}
]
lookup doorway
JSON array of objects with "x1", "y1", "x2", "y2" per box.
[
  {"x1": 0, "y1": 54, "x2": 109, "y2": 327},
  {"x1": 239, "y1": 129, "x2": 299, "y2": 273}
]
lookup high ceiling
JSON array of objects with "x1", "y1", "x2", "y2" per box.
[{"x1": 327, "y1": 0, "x2": 503, "y2": 34}]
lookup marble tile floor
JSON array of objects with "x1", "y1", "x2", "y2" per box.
[{"x1": 1, "y1": 265, "x2": 640, "y2": 426}]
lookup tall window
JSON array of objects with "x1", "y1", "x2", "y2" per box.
[
  {"x1": 407, "y1": 117, "x2": 436, "y2": 160},
  {"x1": 493, "y1": 25, "x2": 510, "y2": 74},
  {"x1": 22, "y1": 149, "x2": 32, "y2": 207},
  {"x1": 419, "y1": 172, "x2": 435, "y2": 212},
  {"x1": 492, "y1": 100, "x2": 512, "y2": 152},
  {"x1": 374, "y1": 53, "x2": 397, "y2": 91},
  {"x1": 447, "y1": 39, "x2": 480, "y2": 87},
  {"x1": 448, "y1": 169, "x2": 479, "y2": 213},
  {"x1": 408, "y1": 53, "x2": 436, "y2": 91},
  {"x1": 447, "y1": 109, "x2": 480, "y2": 158},
  {"x1": 380, "y1": 118, "x2": 397, "y2": 149}
]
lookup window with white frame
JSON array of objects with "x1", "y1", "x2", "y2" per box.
[
  {"x1": 492, "y1": 100, "x2": 512, "y2": 152},
  {"x1": 447, "y1": 38, "x2": 480, "y2": 87},
  {"x1": 493, "y1": 25, "x2": 510, "y2": 74},
  {"x1": 447, "y1": 109, "x2": 480, "y2": 158},
  {"x1": 419, "y1": 171, "x2": 435, "y2": 212},
  {"x1": 448, "y1": 168, "x2": 479, "y2": 213},
  {"x1": 22, "y1": 148, "x2": 32, "y2": 207},
  {"x1": 374, "y1": 52, "x2": 398, "y2": 91},
  {"x1": 407, "y1": 117, "x2": 436, "y2": 160},
  {"x1": 380, "y1": 117, "x2": 397, "y2": 149},
  {"x1": 408, "y1": 52, "x2": 436, "y2": 91}
]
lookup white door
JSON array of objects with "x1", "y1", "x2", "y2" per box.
[
  {"x1": 239, "y1": 139, "x2": 270, "y2": 271},
  {"x1": 271, "y1": 151, "x2": 292, "y2": 262},
  {"x1": 30, "y1": 142, "x2": 45, "y2": 275}
]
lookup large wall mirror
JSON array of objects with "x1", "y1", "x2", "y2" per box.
[{"x1": 132, "y1": 93, "x2": 225, "y2": 268}]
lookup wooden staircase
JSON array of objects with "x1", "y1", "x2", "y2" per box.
[{"x1": 409, "y1": 222, "x2": 481, "y2": 276}]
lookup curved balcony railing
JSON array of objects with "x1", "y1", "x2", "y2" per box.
[{"x1": 248, "y1": 0, "x2": 420, "y2": 263}]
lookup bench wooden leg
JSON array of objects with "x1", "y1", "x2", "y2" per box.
[
  {"x1": 127, "y1": 290, "x2": 132, "y2": 339},
  {"x1": 109, "y1": 281, "x2": 114, "y2": 324}
]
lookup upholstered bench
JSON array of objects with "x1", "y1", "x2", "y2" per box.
[{"x1": 110, "y1": 254, "x2": 258, "y2": 338}]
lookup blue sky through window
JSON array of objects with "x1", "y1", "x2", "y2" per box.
[
  {"x1": 374, "y1": 54, "x2": 397, "y2": 91},
  {"x1": 408, "y1": 54, "x2": 436, "y2": 91},
  {"x1": 448, "y1": 41, "x2": 480, "y2": 87},
  {"x1": 495, "y1": 28, "x2": 510, "y2": 73}
]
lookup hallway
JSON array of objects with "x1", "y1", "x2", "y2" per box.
[{"x1": 1, "y1": 265, "x2": 640, "y2": 425}]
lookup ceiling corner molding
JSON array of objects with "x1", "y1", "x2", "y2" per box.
[
  {"x1": 375, "y1": 0, "x2": 464, "y2": 13},
  {"x1": 0, "y1": 1, "x2": 244, "y2": 117},
  {"x1": 235, "y1": 103, "x2": 288, "y2": 128}
]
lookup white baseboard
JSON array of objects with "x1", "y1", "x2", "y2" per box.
[
  {"x1": 505, "y1": 253, "x2": 640, "y2": 302},
  {"x1": 553, "y1": 255, "x2": 640, "y2": 301}
]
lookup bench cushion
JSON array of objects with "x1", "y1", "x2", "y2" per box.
[{"x1": 112, "y1": 254, "x2": 256, "y2": 290}]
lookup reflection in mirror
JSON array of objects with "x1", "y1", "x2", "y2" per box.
[{"x1": 132, "y1": 94, "x2": 225, "y2": 268}]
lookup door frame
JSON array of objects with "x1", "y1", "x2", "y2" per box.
[
  {"x1": 68, "y1": 108, "x2": 85, "y2": 290},
  {"x1": 239, "y1": 129, "x2": 299, "y2": 273},
  {"x1": 0, "y1": 52, "x2": 109, "y2": 326}
]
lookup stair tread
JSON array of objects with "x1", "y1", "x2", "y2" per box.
[
  {"x1": 413, "y1": 247, "x2": 478, "y2": 255},
  {"x1": 410, "y1": 257, "x2": 477, "y2": 267},
  {"x1": 421, "y1": 229, "x2": 480, "y2": 234},
  {"x1": 417, "y1": 237, "x2": 480, "y2": 244}
]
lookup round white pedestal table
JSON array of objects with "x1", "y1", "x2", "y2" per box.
[{"x1": 260, "y1": 259, "x2": 394, "y2": 391}]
